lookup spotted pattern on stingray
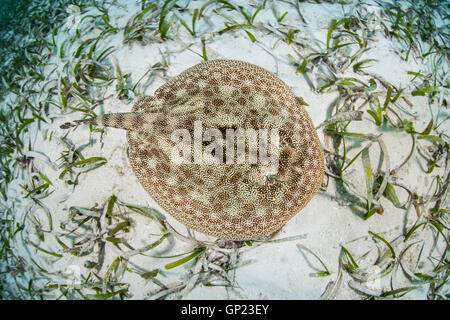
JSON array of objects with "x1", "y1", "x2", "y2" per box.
[{"x1": 60, "y1": 59, "x2": 324, "y2": 240}]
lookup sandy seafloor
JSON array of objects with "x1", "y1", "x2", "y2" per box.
[{"x1": 0, "y1": 0, "x2": 449, "y2": 299}]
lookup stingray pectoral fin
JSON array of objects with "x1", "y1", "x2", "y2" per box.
[{"x1": 60, "y1": 112, "x2": 155, "y2": 130}]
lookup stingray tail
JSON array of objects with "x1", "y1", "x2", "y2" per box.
[{"x1": 60, "y1": 112, "x2": 142, "y2": 130}]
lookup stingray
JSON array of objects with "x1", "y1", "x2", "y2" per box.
[{"x1": 61, "y1": 59, "x2": 324, "y2": 240}]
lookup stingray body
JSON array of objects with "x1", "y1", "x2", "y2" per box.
[{"x1": 61, "y1": 59, "x2": 324, "y2": 240}]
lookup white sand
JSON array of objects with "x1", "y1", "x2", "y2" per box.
[{"x1": 2, "y1": 0, "x2": 448, "y2": 299}]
